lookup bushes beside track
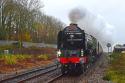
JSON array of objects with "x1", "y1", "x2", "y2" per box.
[
  {"x1": 103, "y1": 52, "x2": 125, "y2": 83},
  {"x1": 0, "y1": 54, "x2": 31, "y2": 65},
  {"x1": 0, "y1": 54, "x2": 51, "y2": 65}
]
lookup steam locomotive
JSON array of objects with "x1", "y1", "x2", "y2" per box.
[{"x1": 57, "y1": 23, "x2": 103, "y2": 74}]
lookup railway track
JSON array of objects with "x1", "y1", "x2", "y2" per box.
[
  {"x1": 0, "y1": 64, "x2": 61, "y2": 83},
  {"x1": 46, "y1": 74, "x2": 63, "y2": 83}
]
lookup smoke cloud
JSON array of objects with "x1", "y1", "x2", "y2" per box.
[{"x1": 69, "y1": 7, "x2": 114, "y2": 50}]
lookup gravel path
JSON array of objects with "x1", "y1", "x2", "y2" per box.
[{"x1": 81, "y1": 55, "x2": 112, "y2": 83}]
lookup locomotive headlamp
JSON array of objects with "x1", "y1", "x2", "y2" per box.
[
  {"x1": 57, "y1": 50, "x2": 61, "y2": 56},
  {"x1": 80, "y1": 58, "x2": 84, "y2": 63}
]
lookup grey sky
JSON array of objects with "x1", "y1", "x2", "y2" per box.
[{"x1": 42, "y1": 0, "x2": 125, "y2": 45}]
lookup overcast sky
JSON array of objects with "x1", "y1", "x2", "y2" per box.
[{"x1": 42, "y1": 0, "x2": 125, "y2": 45}]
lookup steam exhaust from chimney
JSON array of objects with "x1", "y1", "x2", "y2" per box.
[{"x1": 68, "y1": 7, "x2": 114, "y2": 50}]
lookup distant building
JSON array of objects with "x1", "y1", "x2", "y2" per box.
[{"x1": 114, "y1": 44, "x2": 125, "y2": 52}]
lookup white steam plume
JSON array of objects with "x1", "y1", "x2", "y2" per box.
[{"x1": 69, "y1": 7, "x2": 114, "y2": 50}]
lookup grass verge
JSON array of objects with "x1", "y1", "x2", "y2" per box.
[{"x1": 103, "y1": 52, "x2": 125, "y2": 83}]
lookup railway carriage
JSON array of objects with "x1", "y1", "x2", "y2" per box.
[{"x1": 57, "y1": 23, "x2": 103, "y2": 74}]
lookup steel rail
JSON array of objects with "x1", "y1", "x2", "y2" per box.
[{"x1": 0, "y1": 64, "x2": 59, "y2": 83}]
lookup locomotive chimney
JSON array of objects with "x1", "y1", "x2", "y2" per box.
[{"x1": 70, "y1": 23, "x2": 78, "y2": 27}]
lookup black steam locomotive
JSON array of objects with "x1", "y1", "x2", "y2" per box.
[{"x1": 57, "y1": 23, "x2": 103, "y2": 74}]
